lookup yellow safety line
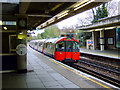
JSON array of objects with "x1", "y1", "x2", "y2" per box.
[
  {"x1": 29, "y1": 46, "x2": 112, "y2": 89},
  {"x1": 49, "y1": 59, "x2": 112, "y2": 90}
]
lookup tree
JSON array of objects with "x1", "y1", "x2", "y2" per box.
[
  {"x1": 41, "y1": 33, "x2": 46, "y2": 39},
  {"x1": 101, "y1": 3, "x2": 108, "y2": 18},
  {"x1": 40, "y1": 24, "x2": 60, "y2": 39},
  {"x1": 37, "y1": 34, "x2": 42, "y2": 39},
  {"x1": 92, "y1": 3, "x2": 108, "y2": 23}
]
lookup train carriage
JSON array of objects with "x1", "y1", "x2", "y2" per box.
[
  {"x1": 37, "y1": 39, "x2": 46, "y2": 53},
  {"x1": 43, "y1": 37, "x2": 80, "y2": 63},
  {"x1": 29, "y1": 37, "x2": 80, "y2": 63},
  {"x1": 29, "y1": 40, "x2": 35, "y2": 49}
]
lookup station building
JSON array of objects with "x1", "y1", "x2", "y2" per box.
[{"x1": 78, "y1": 14, "x2": 120, "y2": 51}]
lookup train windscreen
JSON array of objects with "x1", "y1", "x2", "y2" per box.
[
  {"x1": 56, "y1": 40, "x2": 79, "y2": 52},
  {"x1": 56, "y1": 41, "x2": 65, "y2": 51},
  {"x1": 66, "y1": 41, "x2": 72, "y2": 52}
]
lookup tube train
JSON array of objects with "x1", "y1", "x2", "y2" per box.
[{"x1": 29, "y1": 37, "x2": 80, "y2": 63}]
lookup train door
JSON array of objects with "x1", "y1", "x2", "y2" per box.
[
  {"x1": 55, "y1": 41, "x2": 65, "y2": 60},
  {"x1": 65, "y1": 41, "x2": 73, "y2": 59},
  {"x1": 34, "y1": 42, "x2": 38, "y2": 50},
  {"x1": 72, "y1": 41, "x2": 80, "y2": 60}
]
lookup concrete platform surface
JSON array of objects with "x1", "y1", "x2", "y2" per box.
[
  {"x1": 2, "y1": 47, "x2": 80, "y2": 88},
  {"x1": 2, "y1": 46, "x2": 119, "y2": 89},
  {"x1": 80, "y1": 48, "x2": 120, "y2": 59}
]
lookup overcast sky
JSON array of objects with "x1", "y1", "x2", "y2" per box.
[
  {"x1": 32, "y1": 0, "x2": 120, "y2": 36},
  {"x1": 57, "y1": 0, "x2": 120, "y2": 29}
]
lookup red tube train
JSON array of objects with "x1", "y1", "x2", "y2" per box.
[{"x1": 29, "y1": 37, "x2": 80, "y2": 63}]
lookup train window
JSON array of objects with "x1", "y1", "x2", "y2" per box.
[
  {"x1": 73, "y1": 41, "x2": 79, "y2": 52},
  {"x1": 39, "y1": 42, "x2": 41, "y2": 46},
  {"x1": 52, "y1": 43, "x2": 54, "y2": 49},
  {"x1": 66, "y1": 41, "x2": 72, "y2": 52},
  {"x1": 47, "y1": 43, "x2": 49, "y2": 48},
  {"x1": 73, "y1": 42, "x2": 76, "y2": 49},
  {"x1": 45, "y1": 43, "x2": 47, "y2": 48},
  {"x1": 35, "y1": 42, "x2": 37, "y2": 46},
  {"x1": 49, "y1": 43, "x2": 52, "y2": 48},
  {"x1": 56, "y1": 41, "x2": 65, "y2": 51},
  {"x1": 47, "y1": 43, "x2": 50, "y2": 48},
  {"x1": 76, "y1": 42, "x2": 79, "y2": 49}
]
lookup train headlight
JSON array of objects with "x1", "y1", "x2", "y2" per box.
[{"x1": 60, "y1": 52, "x2": 62, "y2": 54}]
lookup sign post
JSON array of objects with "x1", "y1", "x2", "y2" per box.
[
  {"x1": 16, "y1": 15, "x2": 27, "y2": 73},
  {"x1": 87, "y1": 40, "x2": 93, "y2": 49}
]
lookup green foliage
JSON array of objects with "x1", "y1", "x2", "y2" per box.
[
  {"x1": 101, "y1": 4, "x2": 108, "y2": 18},
  {"x1": 79, "y1": 32, "x2": 92, "y2": 47},
  {"x1": 37, "y1": 34, "x2": 42, "y2": 39},
  {"x1": 41, "y1": 25, "x2": 60, "y2": 39},
  {"x1": 92, "y1": 3, "x2": 108, "y2": 23}
]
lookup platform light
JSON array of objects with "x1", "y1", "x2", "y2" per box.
[
  {"x1": 89, "y1": 30, "x2": 94, "y2": 32},
  {"x1": 74, "y1": 0, "x2": 95, "y2": 11},
  {"x1": 94, "y1": 28, "x2": 103, "y2": 31},
  {"x1": 36, "y1": 10, "x2": 69, "y2": 29},
  {"x1": 0, "y1": 20, "x2": 2, "y2": 25},
  {"x1": 57, "y1": 10, "x2": 69, "y2": 17},
  {"x1": 28, "y1": 14, "x2": 52, "y2": 17},
  {"x1": 48, "y1": 18, "x2": 55, "y2": 24},
  {"x1": 3, "y1": 27, "x2": 7, "y2": 30},
  {"x1": 57, "y1": 13, "x2": 68, "y2": 19},
  {"x1": 117, "y1": 26, "x2": 120, "y2": 28},
  {"x1": 105, "y1": 26, "x2": 116, "y2": 30},
  {"x1": 49, "y1": 20, "x2": 55, "y2": 24},
  {"x1": 48, "y1": 18, "x2": 54, "y2": 22},
  {"x1": 74, "y1": 0, "x2": 90, "y2": 8},
  {"x1": 83, "y1": 30, "x2": 94, "y2": 32},
  {"x1": 42, "y1": 23, "x2": 46, "y2": 27}
]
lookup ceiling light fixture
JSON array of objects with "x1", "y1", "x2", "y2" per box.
[
  {"x1": 28, "y1": 14, "x2": 52, "y2": 17},
  {"x1": 74, "y1": 0, "x2": 90, "y2": 8},
  {"x1": 57, "y1": 13, "x2": 68, "y2": 19},
  {"x1": 57, "y1": 10, "x2": 69, "y2": 17},
  {"x1": 0, "y1": 20, "x2": 2, "y2": 25},
  {"x1": 105, "y1": 26, "x2": 116, "y2": 30},
  {"x1": 74, "y1": 0, "x2": 95, "y2": 11},
  {"x1": 3, "y1": 27, "x2": 7, "y2": 30}
]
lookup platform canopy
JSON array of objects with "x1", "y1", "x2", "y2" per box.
[{"x1": 1, "y1": 0, "x2": 109, "y2": 30}]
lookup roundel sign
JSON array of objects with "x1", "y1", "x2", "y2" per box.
[
  {"x1": 88, "y1": 40, "x2": 93, "y2": 46},
  {"x1": 16, "y1": 44, "x2": 27, "y2": 55}
]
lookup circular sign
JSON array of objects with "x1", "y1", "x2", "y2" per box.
[
  {"x1": 16, "y1": 44, "x2": 27, "y2": 55},
  {"x1": 19, "y1": 19, "x2": 26, "y2": 27},
  {"x1": 88, "y1": 40, "x2": 93, "y2": 46}
]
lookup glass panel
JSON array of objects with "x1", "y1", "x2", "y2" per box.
[
  {"x1": 73, "y1": 41, "x2": 79, "y2": 52},
  {"x1": 0, "y1": 0, "x2": 19, "y2": 4},
  {"x1": 39, "y1": 42, "x2": 42, "y2": 46},
  {"x1": 73, "y1": 42, "x2": 76, "y2": 49},
  {"x1": 56, "y1": 41, "x2": 65, "y2": 51},
  {"x1": 116, "y1": 28, "x2": 120, "y2": 48},
  {"x1": 2, "y1": 21, "x2": 16, "y2": 25},
  {"x1": 66, "y1": 41, "x2": 72, "y2": 52},
  {"x1": 9, "y1": 35, "x2": 17, "y2": 52},
  {"x1": 35, "y1": 42, "x2": 37, "y2": 46},
  {"x1": 76, "y1": 42, "x2": 79, "y2": 49}
]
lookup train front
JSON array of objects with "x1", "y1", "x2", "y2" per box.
[{"x1": 55, "y1": 37, "x2": 80, "y2": 63}]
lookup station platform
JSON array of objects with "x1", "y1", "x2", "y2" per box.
[
  {"x1": 2, "y1": 46, "x2": 119, "y2": 89},
  {"x1": 80, "y1": 48, "x2": 120, "y2": 59}
]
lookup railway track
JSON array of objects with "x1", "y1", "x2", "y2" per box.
[
  {"x1": 66, "y1": 57, "x2": 120, "y2": 88},
  {"x1": 68, "y1": 62, "x2": 120, "y2": 88},
  {"x1": 79, "y1": 59, "x2": 120, "y2": 75}
]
